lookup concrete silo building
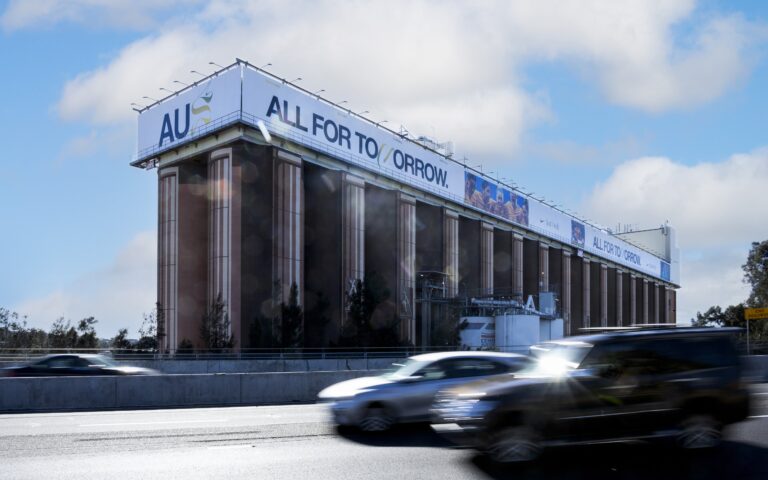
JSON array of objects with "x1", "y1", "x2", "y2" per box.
[{"x1": 131, "y1": 60, "x2": 680, "y2": 352}]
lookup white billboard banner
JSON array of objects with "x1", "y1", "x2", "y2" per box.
[
  {"x1": 135, "y1": 62, "x2": 673, "y2": 283},
  {"x1": 137, "y1": 67, "x2": 241, "y2": 158},
  {"x1": 241, "y1": 66, "x2": 465, "y2": 202},
  {"x1": 460, "y1": 172, "x2": 672, "y2": 282}
]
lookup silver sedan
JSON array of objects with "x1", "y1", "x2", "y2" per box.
[{"x1": 318, "y1": 351, "x2": 531, "y2": 432}]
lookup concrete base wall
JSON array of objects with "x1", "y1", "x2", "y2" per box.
[
  {"x1": 0, "y1": 357, "x2": 401, "y2": 374},
  {"x1": 0, "y1": 370, "x2": 381, "y2": 413}
]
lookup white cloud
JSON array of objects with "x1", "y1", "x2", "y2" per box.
[
  {"x1": 583, "y1": 149, "x2": 767, "y2": 322},
  {"x1": 675, "y1": 247, "x2": 751, "y2": 323},
  {"x1": 14, "y1": 231, "x2": 157, "y2": 338},
  {"x1": 584, "y1": 149, "x2": 768, "y2": 249},
  {"x1": 52, "y1": 0, "x2": 765, "y2": 160},
  {"x1": 0, "y1": 0, "x2": 202, "y2": 32}
]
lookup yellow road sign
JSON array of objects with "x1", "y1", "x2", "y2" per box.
[{"x1": 745, "y1": 307, "x2": 768, "y2": 320}]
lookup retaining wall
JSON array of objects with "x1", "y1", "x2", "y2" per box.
[
  {"x1": 0, "y1": 370, "x2": 377, "y2": 413},
  {"x1": 0, "y1": 357, "x2": 402, "y2": 374}
]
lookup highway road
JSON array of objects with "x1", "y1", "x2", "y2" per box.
[{"x1": 2, "y1": 385, "x2": 768, "y2": 480}]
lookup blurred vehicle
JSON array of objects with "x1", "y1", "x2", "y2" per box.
[
  {"x1": 318, "y1": 351, "x2": 531, "y2": 432},
  {"x1": 432, "y1": 327, "x2": 750, "y2": 463},
  {"x1": 1, "y1": 354, "x2": 159, "y2": 377}
]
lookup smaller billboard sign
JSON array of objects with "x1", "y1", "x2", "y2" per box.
[
  {"x1": 745, "y1": 307, "x2": 768, "y2": 320},
  {"x1": 464, "y1": 172, "x2": 528, "y2": 226}
]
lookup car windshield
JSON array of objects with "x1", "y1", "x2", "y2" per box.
[
  {"x1": 522, "y1": 342, "x2": 594, "y2": 376},
  {"x1": 381, "y1": 358, "x2": 431, "y2": 380}
]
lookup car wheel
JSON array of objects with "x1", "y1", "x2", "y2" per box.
[
  {"x1": 359, "y1": 405, "x2": 394, "y2": 432},
  {"x1": 677, "y1": 414, "x2": 722, "y2": 449},
  {"x1": 487, "y1": 425, "x2": 542, "y2": 463}
]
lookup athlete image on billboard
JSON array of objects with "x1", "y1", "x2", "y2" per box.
[
  {"x1": 464, "y1": 172, "x2": 484, "y2": 209},
  {"x1": 503, "y1": 191, "x2": 528, "y2": 226},
  {"x1": 571, "y1": 220, "x2": 585, "y2": 247}
]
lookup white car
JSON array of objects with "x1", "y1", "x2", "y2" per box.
[{"x1": 318, "y1": 351, "x2": 531, "y2": 432}]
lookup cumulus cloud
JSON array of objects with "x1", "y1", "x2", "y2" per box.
[
  {"x1": 14, "y1": 231, "x2": 157, "y2": 338},
  {"x1": 583, "y1": 149, "x2": 767, "y2": 323},
  {"x1": 676, "y1": 247, "x2": 751, "y2": 323},
  {"x1": 0, "y1": 0, "x2": 203, "y2": 32},
  {"x1": 583, "y1": 149, "x2": 768, "y2": 249},
  {"x1": 51, "y1": 0, "x2": 765, "y2": 160}
]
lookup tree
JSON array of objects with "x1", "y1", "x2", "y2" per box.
[
  {"x1": 200, "y1": 292, "x2": 235, "y2": 352},
  {"x1": 75, "y1": 317, "x2": 99, "y2": 349},
  {"x1": 304, "y1": 289, "x2": 332, "y2": 348},
  {"x1": 743, "y1": 240, "x2": 768, "y2": 308},
  {"x1": 136, "y1": 309, "x2": 158, "y2": 350},
  {"x1": 338, "y1": 272, "x2": 400, "y2": 347},
  {"x1": 177, "y1": 338, "x2": 194, "y2": 355},
  {"x1": 156, "y1": 302, "x2": 166, "y2": 352},
  {"x1": 110, "y1": 328, "x2": 132, "y2": 352},
  {"x1": 48, "y1": 318, "x2": 78, "y2": 348},
  {"x1": 0, "y1": 308, "x2": 47, "y2": 351},
  {"x1": 693, "y1": 304, "x2": 746, "y2": 328},
  {"x1": 278, "y1": 282, "x2": 304, "y2": 348}
]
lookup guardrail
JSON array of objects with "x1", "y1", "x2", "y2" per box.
[{"x1": 0, "y1": 345, "x2": 534, "y2": 362}]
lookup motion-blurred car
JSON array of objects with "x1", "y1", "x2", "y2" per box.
[
  {"x1": 431, "y1": 327, "x2": 750, "y2": 463},
  {"x1": 318, "y1": 351, "x2": 531, "y2": 432},
  {"x1": 1, "y1": 354, "x2": 159, "y2": 377}
]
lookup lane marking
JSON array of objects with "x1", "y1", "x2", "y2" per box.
[
  {"x1": 79, "y1": 419, "x2": 228, "y2": 427},
  {"x1": 749, "y1": 414, "x2": 768, "y2": 418}
]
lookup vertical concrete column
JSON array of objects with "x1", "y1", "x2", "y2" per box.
[
  {"x1": 397, "y1": 193, "x2": 416, "y2": 343},
  {"x1": 513, "y1": 234, "x2": 524, "y2": 297},
  {"x1": 443, "y1": 209, "x2": 459, "y2": 297},
  {"x1": 642, "y1": 279, "x2": 649, "y2": 324},
  {"x1": 158, "y1": 168, "x2": 178, "y2": 353},
  {"x1": 669, "y1": 288, "x2": 677, "y2": 324},
  {"x1": 616, "y1": 270, "x2": 623, "y2": 327},
  {"x1": 341, "y1": 173, "x2": 365, "y2": 324},
  {"x1": 209, "y1": 150, "x2": 233, "y2": 331},
  {"x1": 665, "y1": 287, "x2": 673, "y2": 324},
  {"x1": 654, "y1": 283, "x2": 661, "y2": 324},
  {"x1": 583, "y1": 258, "x2": 591, "y2": 327},
  {"x1": 539, "y1": 244, "x2": 550, "y2": 292},
  {"x1": 562, "y1": 251, "x2": 572, "y2": 335},
  {"x1": 273, "y1": 149, "x2": 304, "y2": 305},
  {"x1": 600, "y1": 264, "x2": 608, "y2": 328},
  {"x1": 629, "y1": 274, "x2": 637, "y2": 325},
  {"x1": 481, "y1": 222, "x2": 494, "y2": 295}
]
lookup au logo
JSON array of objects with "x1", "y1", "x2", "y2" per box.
[{"x1": 157, "y1": 84, "x2": 214, "y2": 148}]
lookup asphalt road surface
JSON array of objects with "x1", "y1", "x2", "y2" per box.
[{"x1": 2, "y1": 385, "x2": 767, "y2": 480}]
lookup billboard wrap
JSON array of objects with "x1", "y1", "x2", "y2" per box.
[
  {"x1": 137, "y1": 67, "x2": 241, "y2": 159},
  {"x1": 242, "y1": 66, "x2": 464, "y2": 201},
  {"x1": 135, "y1": 62, "x2": 676, "y2": 283}
]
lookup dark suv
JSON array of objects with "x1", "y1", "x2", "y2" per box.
[{"x1": 431, "y1": 327, "x2": 750, "y2": 463}]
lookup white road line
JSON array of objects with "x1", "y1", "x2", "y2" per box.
[
  {"x1": 79, "y1": 419, "x2": 228, "y2": 427},
  {"x1": 749, "y1": 414, "x2": 768, "y2": 418}
]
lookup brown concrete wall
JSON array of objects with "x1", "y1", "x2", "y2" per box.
[
  {"x1": 364, "y1": 184, "x2": 398, "y2": 323},
  {"x1": 548, "y1": 248, "x2": 563, "y2": 308},
  {"x1": 607, "y1": 268, "x2": 617, "y2": 327},
  {"x1": 176, "y1": 160, "x2": 208, "y2": 350},
  {"x1": 304, "y1": 164, "x2": 342, "y2": 346},
  {"x1": 459, "y1": 216, "x2": 481, "y2": 296},
  {"x1": 493, "y1": 229, "x2": 513, "y2": 296},
  {"x1": 570, "y1": 257, "x2": 584, "y2": 333},
  {"x1": 238, "y1": 143, "x2": 275, "y2": 348},
  {"x1": 590, "y1": 261, "x2": 601, "y2": 328},
  {"x1": 523, "y1": 238, "x2": 539, "y2": 301},
  {"x1": 415, "y1": 202, "x2": 444, "y2": 274}
]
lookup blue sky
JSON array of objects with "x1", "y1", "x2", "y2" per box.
[{"x1": 1, "y1": 0, "x2": 767, "y2": 338}]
